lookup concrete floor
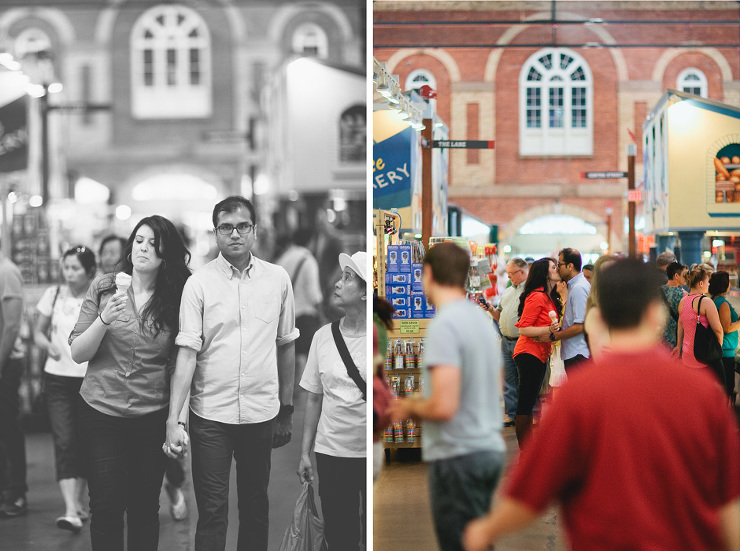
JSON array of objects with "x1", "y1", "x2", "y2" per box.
[
  {"x1": 0, "y1": 390, "x2": 317, "y2": 551},
  {"x1": 373, "y1": 426, "x2": 568, "y2": 551}
]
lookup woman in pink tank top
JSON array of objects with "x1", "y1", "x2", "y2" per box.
[{"x1": 674, "y1": 265, "x2": 723, "y2": 370}]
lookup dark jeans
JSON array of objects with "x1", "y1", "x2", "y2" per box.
[
  {"x1": 165, "y1": 457, "x2": 185, "y2": 488},
  {"x1": 564, "y1": 354, "x2": 589, "y2": 371},
  {"x1": 501, "y1": 337, "x2": 520, "y2": 420},
  {"x1": 190, "y1": 412, "x2": 274, "y2": 551},
  {"x1": 315, "y1": 453, "x2": 366, "y2": 551},
  {"x1": 45, "y1": 373, "x2": 85, "y2": 481},
  {"x1": 0, "y1": 358, "x2": 27, "y2": 499},
  {"x1": 78, "y1": 399, "x2": 167, "y2": 551},
  {"x1": 514, "y1": 353, "x2": 547, "y2": 416},
  {"x1": 720, "y1": 357, "x2": 735, "y2": 397},
  {"x1": 428, "y1": 450, "x2": 505, "y2": 551}
]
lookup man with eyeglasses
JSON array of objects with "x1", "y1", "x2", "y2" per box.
[
  {"x1": 553, "y1": 248, "x2": 591, "y2": 370},
  {"x1": 489, "y1": 258, "x2": 528, "y2": 427},
  {"x1": 166, "y1": 195, "x2": 299, "y2": 551}
]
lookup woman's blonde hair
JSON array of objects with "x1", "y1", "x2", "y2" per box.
[
  {"x1": 687, "y1": 265, "x2": 713, "y2": 289},
  {"x1": 586, "y1": 254, "x2": 618, "y2": 311}
]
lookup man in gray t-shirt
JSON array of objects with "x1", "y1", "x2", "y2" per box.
[{"x1": 391, "y1": 243, "x2": 505, "y2": 551}]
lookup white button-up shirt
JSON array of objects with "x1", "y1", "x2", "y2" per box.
[{"x1": 176, "y1": 253, "x2": 299, "y2": 424}]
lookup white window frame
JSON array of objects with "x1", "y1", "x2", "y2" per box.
[
  {"x1": 677, "y1": 68, "x2": 707, "y2": 98},
  {"x1": 405, "y1": 69, "x2": 436, "y2": 92},
  {"x1": 292, "y1": 23, "x2": 328, "y2": 59},
  {"x1": 130, "y1": 4, "x2": 212, "y2": 119},
  {"x1": 519, "y1": 48, "x2": 593, "y2": 156}
]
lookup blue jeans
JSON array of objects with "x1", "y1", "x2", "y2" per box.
[
  {"x1": 315, "y1": 453, "x2": 366, "y2": 551},
  {"x1": 0, "y1": 358, "x2": 27, "y2": 499},
  {"x1": 79, "y1": 399, "x2": 168, "y2": 551},
  {"x1": 501, "y1": 337, "x2": 519, "y2": 419},
  {"x1": 45, "y1": 374, "x2": 85, "y2": 481},
  {"x1": 428, "y1": 450, "x2": 505, "y2": 551},
  {"x1": 190, "y1": 412, "x2": 274, "y2": 551}
]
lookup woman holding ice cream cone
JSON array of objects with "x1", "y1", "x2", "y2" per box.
[{"x1": 70, "y1": 215, "x2": 191, "y2": 551}]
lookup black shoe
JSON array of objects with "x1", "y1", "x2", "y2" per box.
[{"x1": 0, "y1": 495, "x2": 27, "y2": 518}]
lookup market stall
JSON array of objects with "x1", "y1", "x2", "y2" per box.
[{"x1": 644, "y1": 90, "x2": 740, "y2": 273}]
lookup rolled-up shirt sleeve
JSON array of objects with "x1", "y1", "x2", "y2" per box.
[
  {"x1": 69, "y1": 276, "x2": 104, "y2": 346},
  {"x1": 176, "y1": 277, "x2": 204, "y2": 351},
  {"x1": 276, "y1": 268, "x2": 300, "y2": 347}
]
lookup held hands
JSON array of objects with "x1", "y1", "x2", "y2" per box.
[
  {"x1": 272, "y1": 411, "x2": 292, "y2": 449},
  {"x1": 297, "y1": 453, "x2": 314, "y2": 483},
  {"x1": 100, "y1": 293, "x2": 127, "y2": 326},
  {"x1": 163, "y1": 422, "x2": 189, "y2": 459}
]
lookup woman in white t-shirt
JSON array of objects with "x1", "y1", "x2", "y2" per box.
[
  {"x1": 34, "y1": 245, "x2": 96, "y2": 533},
  {"x1": 298, "y1": 251, "x2": 367, "y2": 551}
]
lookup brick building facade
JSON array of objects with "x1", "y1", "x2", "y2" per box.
[
  {"x1": 374, "y1": 1, "x2": 740, "y2": 255},
  {"x1": 0, "y1": 0, "x2": 364, "y2": 258}
]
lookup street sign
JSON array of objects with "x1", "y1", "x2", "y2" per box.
[
  {"x1": 432, "y1": 140, "x2": 495, "y2": 149},
  {"x1": 628, "y1": 189, "x2": 643, "y2": 202},
  {"x1": 202, "y1": 129, "x2": 248, "y2": 143},
  {"x1": 47, "y1": 103, "x2": 111, "y2": 112},
  {"x1": 582, "y1": 171, "x2": 628, "y2": 179}
]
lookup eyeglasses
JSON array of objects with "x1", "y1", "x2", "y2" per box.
[
  {"x1": 557, "y1": 262, "x2": 567, "y2": 267},
  {"x1": 215, "y1": 223, "x2": 255, "y2": 236},
  {"x1": 506, "y1": 269, "x2": 523, "y2": 278}
]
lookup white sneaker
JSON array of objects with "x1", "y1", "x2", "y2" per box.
[{"x1": 56, "y1": 515, "x2": 83, "y2": 533}]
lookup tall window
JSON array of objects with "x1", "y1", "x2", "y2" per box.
[
  {"x1": 519, "y1": 48, "x2": 593, "y2": 156},
  {"x1": 339, "y1": 104, "x2": 365, "y2": 163},
  {"x1": 677, "y1": 68, "x2": 707, "y2": 98},
  {"x1": 405, "y1": 69, "x2": 436, "y2": 92},
  {"x1": 131, "y1": 4, "x2": 212, "y2": 119},
  {"x1": 292, "y1": 23, "x2": 328, "y2": 59}
]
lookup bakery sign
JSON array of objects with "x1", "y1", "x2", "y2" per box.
[{"x1": 709, "y1": 134, "x2": 740, "y2": 215}]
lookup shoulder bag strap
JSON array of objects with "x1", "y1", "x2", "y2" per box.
[
  {"x1": 331, "y1": 320, "x2": 366, "y2": 401},
  {"x1": 291, "y1": 255, "x2": 308, "y2": 287},
  {"x1": 694, "y1": 295, "x2": 704, "y2": 324},
  {"x1": 661, "y1": 288, "x2": 678, "y2": 321},
  {"x1": 47, "y1": 285, "x2": 61, "y2": 333}
]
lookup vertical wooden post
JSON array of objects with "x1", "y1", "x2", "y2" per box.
[
  {"x1": 421, "y1": 119, "x2": 433, "y2": 250},
  {"x1": 627, "y1": 144, "x2": 636, "y2": 257}
]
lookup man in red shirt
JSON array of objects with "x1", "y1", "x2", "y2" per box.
[{"x1": 464, "y1": 258, "x2": 740, "y2": 551}]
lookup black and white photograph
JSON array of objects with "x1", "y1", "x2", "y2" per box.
[{"x1": 0, "y1": 0, "x2": 367, "y2": 549}]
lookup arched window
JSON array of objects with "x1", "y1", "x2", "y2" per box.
[
  {"x1": 130, "y1": 4, "x2": 212, "y2": 119},
  {"x1": 14, "y1": 28, "x2": 52, "y2": 58},
  {"x1": 677, "y1": 68, "x2": 707, "y2": 98},
  {"x1": 405, "y1": 69, "x2": 436, "y2": 92},
  {"x1": 519, "y1": 48, "x2": 593, "y2": 156},
  {"x1": 292, "y1": 23, "x2": 328, "y2": 59},
  {"x1": 339, "y1": 104, "x2": 365, "y2": 163}
]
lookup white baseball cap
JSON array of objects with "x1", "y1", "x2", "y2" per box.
[{"x1": 338, "y1": 251, "x2": 367, "y2": 282}]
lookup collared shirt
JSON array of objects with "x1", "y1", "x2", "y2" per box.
[
  {"x1": 70, "y1": 274, "x2": 176, "y2": 418},
  {"x1": 496, "y1": 282, "x2": 524, "y2": 338},
  {"x1": 176, "y1": 253, "x2": 299, "y2": 424},
  {"x1": 562, "y1": 271, "x2": 591, "y2": 360}
]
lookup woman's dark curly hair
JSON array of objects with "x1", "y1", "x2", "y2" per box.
[
  {"x1": 101, "y1": 215, "x2": 191, "y2": 336},
  {"x1": 518, "y1": 257, "x2": 563, "y2": 318}
]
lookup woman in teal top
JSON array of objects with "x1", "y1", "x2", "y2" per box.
[{"x1": 709, "y1": 271, "x2": 740, "y2": 400}]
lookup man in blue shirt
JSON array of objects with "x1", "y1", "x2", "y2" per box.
[{"x1": 553, "y1": 248, "x2": 591, "y2": 370}]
